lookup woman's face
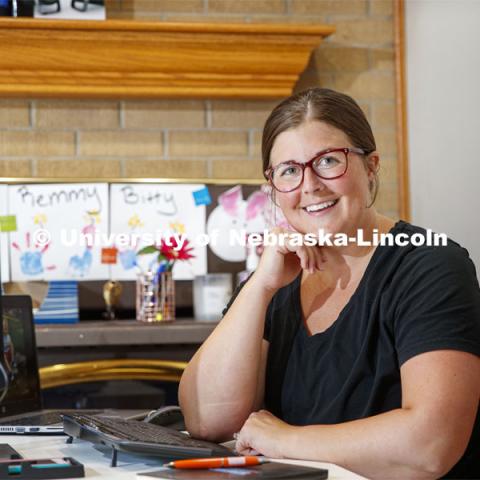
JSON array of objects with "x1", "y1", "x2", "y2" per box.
[{"x1": 269, "y1": 120, "x2": 378, "y2": 237}]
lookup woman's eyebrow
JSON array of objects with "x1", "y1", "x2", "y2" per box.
[{"x1": 277, "y1": 149, "x2": 334, "y2": 165}]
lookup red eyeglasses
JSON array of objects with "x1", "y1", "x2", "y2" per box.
[{"x1": 264, "y1": 147, "x2": 366, "y2": 193}]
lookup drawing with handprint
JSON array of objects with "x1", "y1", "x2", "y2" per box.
[{"x1": 12, "y1": 214, "x2": 56, "y2": 276}]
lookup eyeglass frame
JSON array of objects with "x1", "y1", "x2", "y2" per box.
[{"x1": 264, "y1": 147, "x2": 367, "y2": 193}]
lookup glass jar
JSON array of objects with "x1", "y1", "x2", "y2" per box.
[{"x1": 136, "y1": 271, "x2": 175, "y2": 322}]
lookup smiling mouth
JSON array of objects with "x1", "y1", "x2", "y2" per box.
[{"x1": 302, "y1": 199, "x2": 339, "y2": 213}]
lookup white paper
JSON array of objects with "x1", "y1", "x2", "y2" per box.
[
  {"x1": 8, "y1": 183, "x2": 110, "y2": 281},
  {"x1": 109, "y1": 184, "x2": 207, "y2": 280},
  {"x1": 207, "y1": 186, "x2": 268, "y2": 262},
  {"x1": 0, "y1": 185, "x2": 10, "y2": 283}
]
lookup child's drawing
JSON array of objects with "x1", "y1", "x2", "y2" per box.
[
  {"x1": 67, "y1": 211, "x2": 99, "y2": 277},
  {"x1": 109, "y1": 184, "x2": 207, "y2": 280},
  {"x1": 206, "y1": 186, "x2": 268, "y2": 262},
  {"x1": 118, "y1": 214, "x2": 143, "y2": 270},
  {"x1": 12, "y1": 214, "x2": 56, "y2": 276},
  {"x1": 8, "y1": 183, "x2": 110, "y2": 281}
]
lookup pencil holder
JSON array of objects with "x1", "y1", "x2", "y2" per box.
[
  {"x1": 136, "y1": 271, "x2": 175, "y2": 322},
  {"x1": 159, "y1": 270, "x2": 175, "y2": 322},
  {"x1": 136, "y1": 271, "x2": 157, "y2": 322}
]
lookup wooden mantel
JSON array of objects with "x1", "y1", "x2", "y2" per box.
[{"x1": 0, "y1": 18, "x2": 334, "y2": 99}]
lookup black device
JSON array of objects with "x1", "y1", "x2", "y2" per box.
[
  {"x1": 17, "y1": 0, "x2": 35, "y2": 16},
  {"x1": 0, "y1": 0, "x2": 34, "y2": 16},
  {"x1": 0, "y1": 457, "x2": 85, "y2": 479},
  {"x1": 0, "y1": 0, "x2": 10, "y2": 15},
  {"x1": 0, "y1": 295, "x2": 108, "y2": 434},
  {"x1": 63, "y1": 413, "x2": 235, "y2": 467},
  {"x1": 141, "y1": 463, "x2": 329, "y2": 480},
  {"x1": 0, "y1": 233, "x2": 5, "y2": 406}
]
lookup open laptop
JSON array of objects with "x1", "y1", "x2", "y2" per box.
[{"x1": 0, "y1": 295, "x2": 143, "y2": 434}]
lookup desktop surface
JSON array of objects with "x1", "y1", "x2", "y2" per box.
[{"x1": 1, "y1": 435, "x2": 367, "y2": 480}]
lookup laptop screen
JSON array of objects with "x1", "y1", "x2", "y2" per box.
[{"x1": 1, "y1": 295, "x2": 42, "y2": 417}]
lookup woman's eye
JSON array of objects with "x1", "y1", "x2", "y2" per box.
[
  {"x1": 317, "y1": 156, "x2": 340, "y2": 168},
  {"x1": 278, "y1": 165, "x2": 299, "y2": 177}
]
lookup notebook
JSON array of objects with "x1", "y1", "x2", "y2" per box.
[
  {"x1": 0, "y1": 295, "x2": 138, "y2": 434},
  {"x1": 138, "y1": 463, "x2": 328, "y2": 479}
]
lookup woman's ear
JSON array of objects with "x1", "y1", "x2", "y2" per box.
[
  {"x1": 366, "y1": 151, "x2": 380, "y2": 177},
  {"x1": 365, "y1": 151, "x2": 380, "y2": 208}
]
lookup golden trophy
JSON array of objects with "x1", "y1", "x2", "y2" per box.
[{"x1": 103, "y1": 281, "x2": 123, "y2": 320}]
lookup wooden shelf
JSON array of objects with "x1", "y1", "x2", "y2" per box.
[{"x1": 0, "y1": 18, "x2": 334, "y2": 99}]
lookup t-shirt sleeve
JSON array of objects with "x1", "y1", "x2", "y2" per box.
[
  {"x1": 392, "y1": 244, "x2": 480, "y2": 366},
  {"x1": 221, "y1": 273, "x2": 272, "y2": 342}
]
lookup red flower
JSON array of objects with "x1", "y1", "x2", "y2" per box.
[{"x1": 159, "y1": 237, "x2": 195, "y2": 261}]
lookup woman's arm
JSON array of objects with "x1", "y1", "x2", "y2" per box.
[
  {"x1": 236, "y1": 350, "x2": 480, "y2": 479},
  {"x1": 179, "y1": 274, "x2": 272, "y2": 441},
  {"x1": 179, "y1": 230, "x2": 325, "y2": 442}
]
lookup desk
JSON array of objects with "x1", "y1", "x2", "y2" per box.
[
  {"x1": 2, "y1": 435, "x2": 366, "y2": 479},
  {"x1": 35, "y1": 320, "x2": 217, "y2": 367},
  {"x1": 35, "y1": 320, "x2": 216, "y2": 348}
]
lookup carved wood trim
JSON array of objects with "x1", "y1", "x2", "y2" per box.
[{"x1": 0, "y1": 18, "x2": 334, "y2": 99}]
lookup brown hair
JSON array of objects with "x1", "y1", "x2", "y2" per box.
[{"x1": 262, "y1": 87, "x2": 378, "y2": 204}]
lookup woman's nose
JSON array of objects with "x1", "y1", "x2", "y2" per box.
[{"x1": 302, "y1": 165, "x2": 326, "y2": 194}]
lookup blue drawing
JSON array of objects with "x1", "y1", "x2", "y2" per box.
[
  {"x1": 20, "y1": 251, "x2": 44, "y2": 275},
  {"x1": 68, "y1": 249, "x2": 93, "y2": 277},
  {"x1": 119, "y1": 249, "x2": 137, "y2": 270},
  {"x1": 12, "y1": 222, "x2": 56, "y2": 276},
  {"x1": 67, "y1": 211, "x2": 98, "y2": 278},
  {"x1": 116, "y1": 214, "x2": 143, "y2": 271}
]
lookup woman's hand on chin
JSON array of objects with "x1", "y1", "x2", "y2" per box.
[
  {"x1": 234, "y1": 410, "x2": 295, "y2": 459},
  {"x1": 252, "y1": 228, "x2": 325, "y2": 293}
]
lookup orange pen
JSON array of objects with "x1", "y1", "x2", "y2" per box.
[{"x1": 164, "y1": 456, "x2": 269, "y2": 469}]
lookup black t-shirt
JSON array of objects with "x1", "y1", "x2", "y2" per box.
[{"x1": 224, "y1": 221, "x2": 480, "y2": 478}]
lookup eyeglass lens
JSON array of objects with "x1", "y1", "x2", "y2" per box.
[{"x1": 272, "y1": 150, "x2": 348, "y2": 192}]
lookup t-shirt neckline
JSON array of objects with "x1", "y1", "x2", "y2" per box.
[{"x1": 292, "y1": 220, "x2": 407, "y2": 340}]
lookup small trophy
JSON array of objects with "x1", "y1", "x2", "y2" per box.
[{"x1": 103, "y1": 280, "x2": 122, "y2": 320}]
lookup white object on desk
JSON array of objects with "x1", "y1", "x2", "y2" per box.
[
  {"x1": 193, "y1": 273, "x2": 232, "y2": 322},
  {"x1": 2, "y1": 435, "x2": 367, "y2": 479}
]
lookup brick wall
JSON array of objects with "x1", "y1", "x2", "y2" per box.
[{"x1": 0, "y1": 0, "x2": 398, "y2": 218}]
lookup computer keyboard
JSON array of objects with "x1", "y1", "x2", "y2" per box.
[{"x1": 65, "y1": 413, "x2": 233, "y2": 456}]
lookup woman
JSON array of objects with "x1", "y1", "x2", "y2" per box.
[{"x1": 179, "y1": 88, "x2": 480, "y2": 479}]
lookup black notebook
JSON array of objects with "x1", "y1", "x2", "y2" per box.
[{"x1": 139, "y1": 463, "x2": 328, "y2": 479}]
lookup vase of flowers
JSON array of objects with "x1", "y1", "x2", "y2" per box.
[{"x1": 135, "y1": 236, "x2": 194, "y2": 322}]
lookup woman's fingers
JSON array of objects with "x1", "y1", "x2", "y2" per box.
[
  {"x1": 269, "y1": 229, "x2": 325, "y2": 274},
  {"x1": 296, "y1": 245, "x2": 324, "y2": 273},
  {"x1": 296, "y1": 247, "x2": 309, "y2": 271},
  {"x1": 313, "y1": 245, "x2": 325, "y2": 271}
]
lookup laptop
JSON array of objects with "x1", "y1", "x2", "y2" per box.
[{"x1": 0, "y1": 295, "x2": 142, "y2": 434}]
